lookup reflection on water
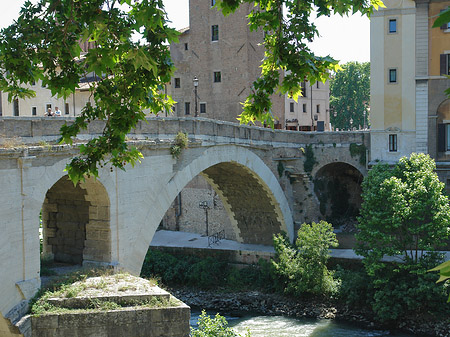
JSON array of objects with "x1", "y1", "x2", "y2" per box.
[{"x1": 190, "y1": 311, "x2": 415, "y2": 337}]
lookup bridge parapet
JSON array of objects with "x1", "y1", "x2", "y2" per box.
[{"x1": 0, "y1": 117, "x2": 369, "y2": 149}]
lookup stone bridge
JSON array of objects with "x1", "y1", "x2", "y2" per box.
[{"x1": 0, "y1": 117, "x2": 368, "y2": 335}]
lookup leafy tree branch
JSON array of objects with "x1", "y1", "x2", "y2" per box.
[{"x1": 0, "y1": 0, "x2": 384, "y2": 181}]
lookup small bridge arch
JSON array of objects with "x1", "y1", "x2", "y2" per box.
[{"x1": 313, "y1": 161, "x2": 364, "y2": 227}]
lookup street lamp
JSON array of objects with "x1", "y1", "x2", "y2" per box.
[
  {"x1": 199, "y1": 200, "x2": 210, "y2": 237},
  {"x1": 193, "y1": 76, "x2": 199, "y2": 117}
]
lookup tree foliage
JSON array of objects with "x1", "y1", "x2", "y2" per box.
[
  {"x1": 0, "y1": 0, "x2": 177, "y2": 182},
  {"x1": 272, "y1": 221, "x2": 339, "y2": 297},
  {"x1": 217, "y1": 0, "x2": 382, "y2": 127},
  {"x1": 330, "y1": 61, "x2": 370, "y2": 130},
  {"x1": 0, "y1": 0, "x2": 384, "y2": 181},
  {"x1": 355, "y1": 153, "x2": 450, "y2": 269}
]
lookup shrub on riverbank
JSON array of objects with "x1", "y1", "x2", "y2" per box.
[
  {"x1": 191, "y1": 311, "x2": 250, "y2": 337},
  {"x1": 271, "y1": 221, "x2": 339, "y2": 297},
  {"x1": 140, "y1": 249, "x2": 275, "y2": 291}
]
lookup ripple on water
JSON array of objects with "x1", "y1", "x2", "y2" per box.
[{"x1": 191, "y1": 312, "x2": 414, "y2": 337}]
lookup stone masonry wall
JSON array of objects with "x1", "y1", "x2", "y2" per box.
[
  {"x1": 31, "y1": 305, "x2": 190, "y2": 337},
  {"x1": 42, "y1": 176, "x2": 111, "y2": 265}
]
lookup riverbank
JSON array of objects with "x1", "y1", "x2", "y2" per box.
[{"x1": 170, "y1": 287, "x2": 450, "y2": 337}]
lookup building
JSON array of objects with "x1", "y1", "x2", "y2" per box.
[
  {"x1": 169, "y1": 0, "x2": 285, "y2": 126},
  {"x1": 285, "y1": 80, "x2": 331, "y2": 131},
  {"x1": 370, "y1": 0, "x2": 450, "y2": 179},
  {"x1": 0, "y1": 83, "x2": 92, "y2": 117},
  {"x1": 0, "y1": 42, "x2": 96, "y2": 117}
]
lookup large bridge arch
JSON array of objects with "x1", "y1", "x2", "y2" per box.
[{"x1": 124, "y1": 145, "x2": 294, "y2": 274}]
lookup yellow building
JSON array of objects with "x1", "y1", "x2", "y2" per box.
[
  {"x1": 0, "y1": 83, "x2": 92, "y2": 117},
  {"x1": 370, "y1": 0, "x2": 450, "y2": 172}
]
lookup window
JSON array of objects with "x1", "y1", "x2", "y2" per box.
[
  {"x1": 389, "y1": 68, "x2": 397, "y2": 83},
  {"x1": 46, "y1": 103, "x2": 52, "y2": 112},
  {"x1": 389, "y1": 19, "x2": 397, "y2": 33},
  {"x1": 200, "y1": 103, "x2": 206, "y2": 114},
  {"x1": 13, "y1": 99, "x2": 19, "y2": 116},
  {"x1": 439, "y1": 9, "x2": 450, "y2": 30},
  {"x1": 302, "y1": 104, "x2": 307, "y2": 113},
  {"x1": 316, "y1": 104, "x2": 320, "y2": 113},
  {"x1": 389, "y1": 134, "x2": 397, "y2": 152},
  {"x1": 185, "y1": 102, "x2": 190, "y2": 115},
  {"x1": 65, "y1": 103, "x2": 69, "y2": 115},
  {"x1": 213, "y1": 71, "x2": 221, "y2": 83},
  {"x1": 290, "y1": 102, "x2": 294, "y2": 113},
  {"x1": 174, "y1": 78, "x2": 180, "y2": 88},
  {"x1": 184, "y1": 43, "x2": 188, "y2": 51},
  {"x1": 440, "y1": 54, "x2": 450, "y2": 75},
  {"x1": 211, "y1": 25, "x2": 219, "y2": 41},
  {"x1": 301, "y1": 82, "x2": 307, "y2": 97},
  {"x1": 32, "y1": 106, "x2": 37, "y2": 116}
]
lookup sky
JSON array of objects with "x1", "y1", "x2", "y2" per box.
[{"x1": 0, "y1": 0, "x2": 370, "y2": 64}]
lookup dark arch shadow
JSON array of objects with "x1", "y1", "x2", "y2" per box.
[
  {"x1": 314, "y1": 162, "x2": 363, "y2": 229},
  {"x1": 41, "y1": 176, "x2": 111, "y2": 266}
]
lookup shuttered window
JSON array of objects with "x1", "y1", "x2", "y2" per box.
[
  {"x1": 389, "y1": 134, "x2": 397, "y2": 152},
  {"x1": 440, "y1": 54, "x2": 450, "y2": 75},
  {"x1": 438, "y1": 124, "x2": 446, "y2": 152}
]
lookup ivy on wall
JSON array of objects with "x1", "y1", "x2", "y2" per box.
[
  {"x1": 349, "y1": 143, "x2": 366, "y2": 166},
  {"x1": 303, "y1": 145, "x2": 317, "y2": 174}
]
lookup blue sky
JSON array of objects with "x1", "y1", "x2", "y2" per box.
[{"x1": 0, "y1": 0, "x2": 370, "y2": 64}]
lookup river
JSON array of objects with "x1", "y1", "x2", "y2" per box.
[{"x1": 190, "y1": 310, "x2": 416, "y2": 337}]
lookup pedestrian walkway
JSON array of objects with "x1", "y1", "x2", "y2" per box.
[{"x1": 150, "y1": 230, "x2": 450, "y2": 261}]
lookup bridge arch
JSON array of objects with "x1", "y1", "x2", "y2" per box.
[
  {"x1": 126, "y1": 145, "x2": 294, "y2": 274},
  {"x1": 313, "y1": 162, "x2": 363, "y2": 228},
  {"x1": 42, "y1": 175, "x2": 111, "y2": 265}
]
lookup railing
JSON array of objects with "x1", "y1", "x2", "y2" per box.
[{"x1": 208, "y1": 229, "x2": 225, "y2": 248}]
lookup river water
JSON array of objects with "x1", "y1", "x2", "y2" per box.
[{"x1": 190, "y1": 311, "x2": 416, "y2": 337}]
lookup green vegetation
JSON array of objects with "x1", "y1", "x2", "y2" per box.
[
  {"x1": 272, "y1": 221, "x2": 339, "y2": 297},
  {"x1": 277, "y1": 161, "x2": 285, "y2": 178},
  {"x1": 356, "y1": 153, "x2": 450, "y2": 265},
  {"x1": 1, "y1": 0, "x2": 382, "y2": 182},
  {"x1": 349, "y1": 143, "x2": 366, "y2": 166},
  {"x1": 141, "y1": 153, "x2": 450, "y2": 326},
  {"x1": 142, "y1": 222, "x2": 339, "y2": 298},
  {"x1": 191, "y1": 311, "x2": 250, "y2": 337},
  {"x1": 353, "y1": 153, "x2": 450, "y2": 322},
  {"x1": 303, "y1": 145, "x2": 317, "y2": 174},
  {"x1": 31, "y1": 269, "x2": 164, "y2": 315},
  {"x1": 430, "y1": 260, "x2": 450, "y2": 302},
  {"x1": 141, "y1": 250, "x2": 274, "y2": 292},
  {"x1": 170, "y1": 132, "x2": 189, "y2": 159},
  {"x1": 330, "y1": 62, "x2": 370, "y2": 130}
]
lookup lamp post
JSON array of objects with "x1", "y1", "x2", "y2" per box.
[
  {"x1": 193, "y1": 76, "x2": 199, "y2": 117},
  {"x1": 199, "y1": 200, "x2": 210, "y2": 237}
]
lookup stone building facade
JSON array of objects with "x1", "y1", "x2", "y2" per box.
[
  {"x1": 370, "y1": 0, "x2": 450, "y2": 187},
  {"x1": 168, "y1": 0, "x2": 285, "y2": 127}
]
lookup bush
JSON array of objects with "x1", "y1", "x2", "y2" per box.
[
  {"x1": 335, "y1": 266, "x2": 371, "y2": 308},
  {"x1": 140, "y1": 249, "x2": 274, "y2": 291},
  {"x1": 369, "y1": 254, "x2": 450, "y2": 322},
  {"x1": 191, "y1": 311, "x2": 250, "y2": 337},
  {"x1": 271, "y1": 221, "x2": 339, "y2": 297}
]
